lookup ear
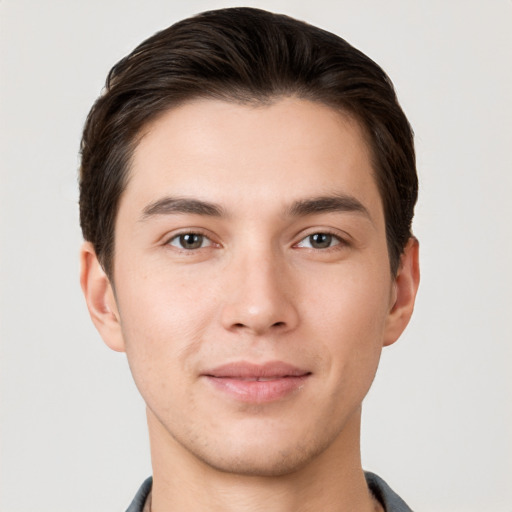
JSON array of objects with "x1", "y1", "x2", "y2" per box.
[
  {"x1": 383, "y1": 237, "x2": 420, "y2": 347},
  {"x1": 80, "y1": 242, "x2": 126, "y2": 352}
]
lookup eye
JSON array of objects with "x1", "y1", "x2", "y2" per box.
[
  {"x1": 168, "y1": 233, "x2": 212, "y2": 250},
  {"x1": 296, "y1": 232, "x2": 341, "y2": 249}
]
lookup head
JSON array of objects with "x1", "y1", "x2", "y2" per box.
[
  {"x1": 79, "y1": 8, "x2": 419, "y2": 479},
  {"x1": 79, "y1": 7, "x2": 417, "y2": 279}
]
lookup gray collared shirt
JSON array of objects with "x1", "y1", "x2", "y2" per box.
[{"x1": 126, "y1": 472, "x2": 413, "y2": 512}]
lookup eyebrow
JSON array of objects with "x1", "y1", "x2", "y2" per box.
[
  {"x1": 140, "y1": 197, "x2": 224, "y2": 220},
  {"x1": 139, "y1": 193, "x2": 370, "y2": 222},
  {"x1": 287, "y1": 194, "x2": 371, "y2": 219}
]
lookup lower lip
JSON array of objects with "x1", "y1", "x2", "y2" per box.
[{"x1": 204, "y1": 375, "x2": 310, "y2": 403}]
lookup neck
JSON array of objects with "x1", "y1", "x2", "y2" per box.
[{"x1": 147, "y1": 407, "x2": 379, "y2": 512}]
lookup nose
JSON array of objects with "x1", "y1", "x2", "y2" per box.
[{"x1": 220, "y1": 250, "x2": 299, "y2": 336}]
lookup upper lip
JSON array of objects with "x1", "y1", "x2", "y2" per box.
[{"x1": 203, "y1": 361, "x2": 311, "y2": 379}]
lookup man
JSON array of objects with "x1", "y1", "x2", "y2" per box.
[{"x1": 79, "y1": 7, "x2": 419, "y2": 512}]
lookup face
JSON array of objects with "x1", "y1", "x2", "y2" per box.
[{"x1": 82, "y1": 97, "x2": 418, "y2": 477}]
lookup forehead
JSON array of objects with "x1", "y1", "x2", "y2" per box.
[{"x1": 121, "y1": 97, "x2": 382, "y2": 220}]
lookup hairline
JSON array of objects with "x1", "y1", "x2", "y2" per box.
[{"x1": 104, "y1": 93, "x2": 398, "y2": 282}]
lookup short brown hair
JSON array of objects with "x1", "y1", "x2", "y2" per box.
[{"x1": 79, "y1": 7, "x2": 417, "y2": 277}]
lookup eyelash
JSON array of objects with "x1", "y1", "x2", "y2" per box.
[
  {"x1": 166, "y1": 230, "x2": 216, "y2": 251},
  {"x1": 294, "y1": 231, "x2": 345, "y2": 250},
  {"x1": 165, "y1": 230, "x2": 346, "y2": 251}
]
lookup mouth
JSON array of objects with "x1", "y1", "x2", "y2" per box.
[{"x1": 202, "y1": 361, "x2": 312, "y2": 403}]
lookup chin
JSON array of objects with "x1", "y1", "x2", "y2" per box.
[{"x1": 189, "y1": 431, "x2": 334, "y2": 478}]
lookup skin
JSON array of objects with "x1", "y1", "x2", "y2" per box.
[{"x1": 81, "y1": 98, "x2": 419, "y2": 512}]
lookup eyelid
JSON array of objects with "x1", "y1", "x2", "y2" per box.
[
  {"x1": 169, "y1": 234, "x2": 212, "y2": 249},
  {"x1": 293, "y1": 228, "x2": 351, "y2": 249},
  {"x1": 163, "y1": 228, "x2": 220, "y2": 249}
]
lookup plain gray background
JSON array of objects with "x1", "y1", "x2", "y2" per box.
[{"x1": 1, "y1": 1, "x2": 511, "y2": 511}]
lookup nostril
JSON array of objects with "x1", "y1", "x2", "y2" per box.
[{"x1": 231, "y1": 321, "x2": 286, "y2": 330}]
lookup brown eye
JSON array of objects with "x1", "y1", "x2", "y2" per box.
[
  {"x1": 296, "y1": 232, "x2": 341, "y2": 249},
  {"x1": 309, "y1": 233, "x2": 332, "y2": 248},
  {"x1": 169, "y1": 233, "x2": 211, "y2": 250}
]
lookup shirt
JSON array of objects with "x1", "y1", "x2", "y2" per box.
[{"x1": 125, "y1": 472, "x2": 413, "y2": 511}]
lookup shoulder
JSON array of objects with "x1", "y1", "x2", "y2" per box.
[
  {"x1": 365, "y1": 472, "x2": 414, "y2": 512},
  {"x1": 125, "y1": 476, "x2": 153, "y2": 512},
  {"x1": 125, "y1": 473, "x2": 413, "y2": 511}
]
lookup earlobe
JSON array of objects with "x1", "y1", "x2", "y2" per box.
[
  {"x1": 383, "y1": 237, "x2": 420, "y2": 347},
  {"x1": 80, "y1": 242, "x2": 126, "y2": 352}
]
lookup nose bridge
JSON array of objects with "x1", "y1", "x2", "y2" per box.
[{"x1": 221, "y1": 242, "x2": 298, "y2": 335}]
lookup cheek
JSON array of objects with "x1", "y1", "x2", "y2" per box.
[
  {"x1": 307, "y1": 259, "x2": 391, "y2": 336},
  {"x1": 306, "y1": 263, "x2": 391, "y2": 386},
  {"x1": 114, "y1": 270, "x2": 218, "y2": 394},
  {"x1": 117, "y1": 259, "x2": 217, "y2": 336}
]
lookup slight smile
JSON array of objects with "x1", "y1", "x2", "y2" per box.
[{"x1": 202, "y1": 361, "x2": 312, "y2": 403}]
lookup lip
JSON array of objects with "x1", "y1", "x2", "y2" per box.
[{"x1": 202, "y1": 361, "x2": 311, "y2": 403}]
